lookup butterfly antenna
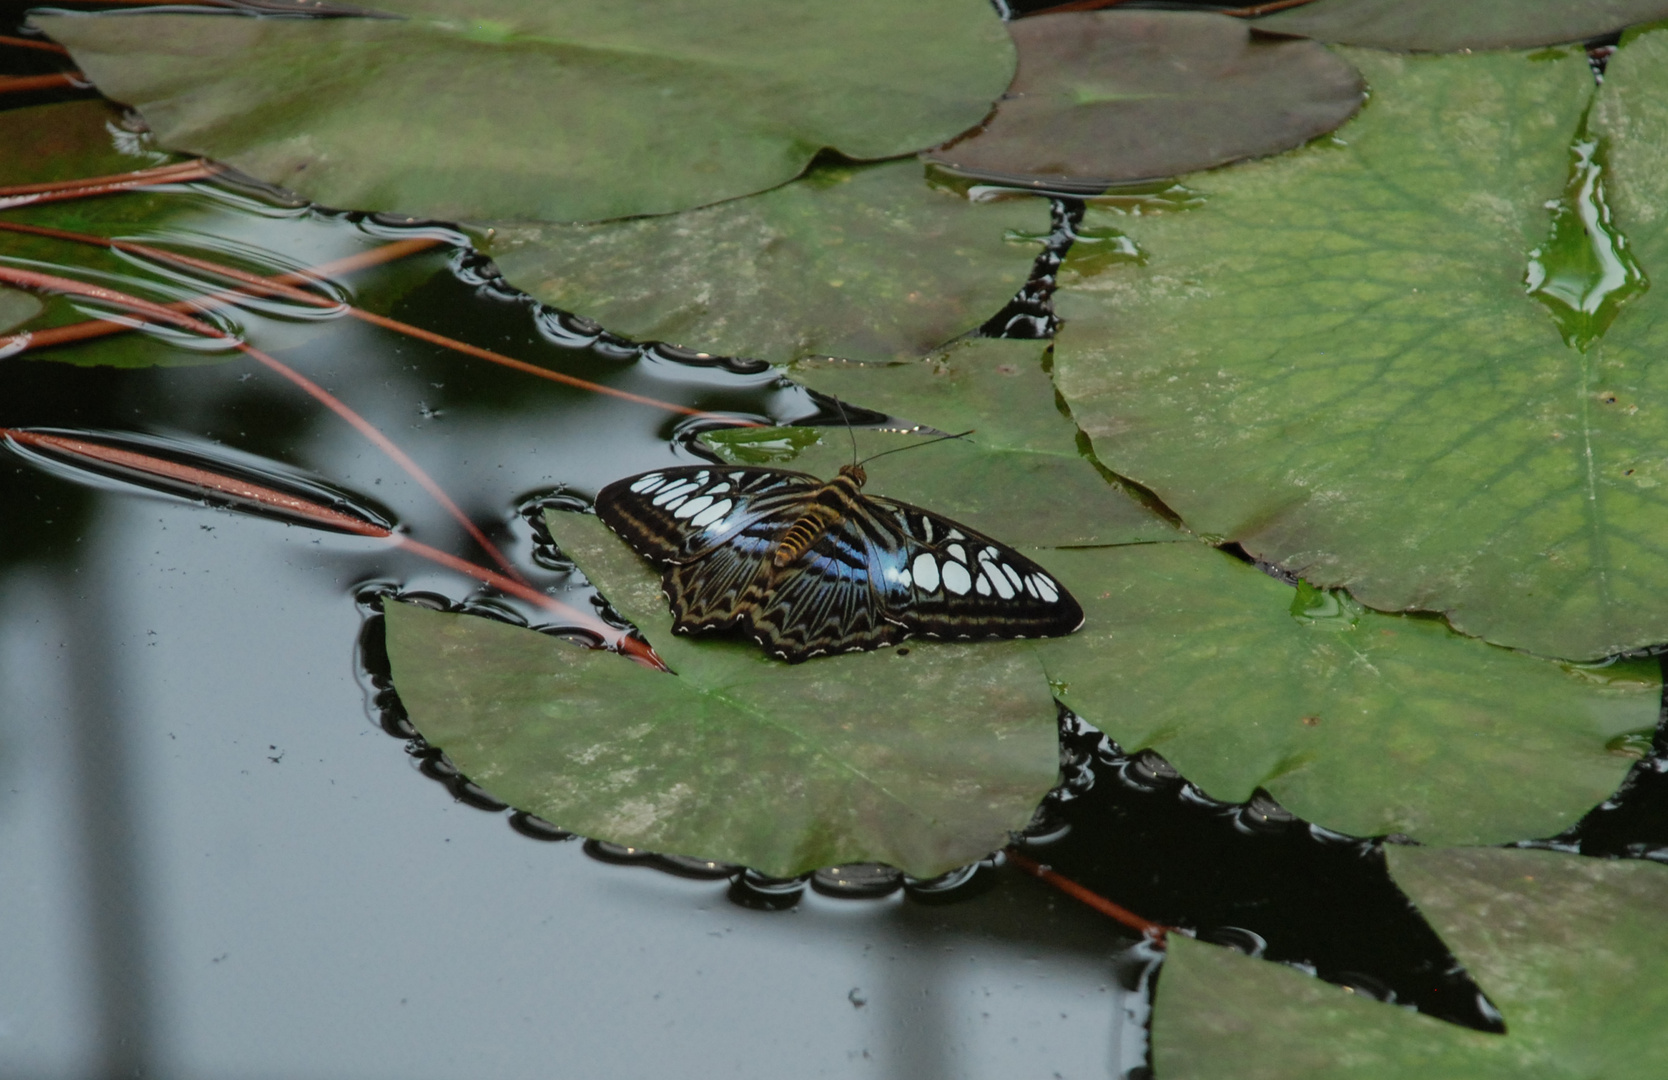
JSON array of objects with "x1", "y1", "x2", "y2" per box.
[
  {"x1": 856, "y1": 429, "x2": 976, "y2": 467},
  {"x1": 832, "y1": 396, "x2": 858, "y2": 470}
]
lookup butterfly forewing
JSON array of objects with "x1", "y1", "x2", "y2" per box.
[
  {"x1": 596, "y1": 466, "x2": 820, "y2": 562},
  {"x1": 595, "y1": 464, "x2": 1083, "y2": 663}
]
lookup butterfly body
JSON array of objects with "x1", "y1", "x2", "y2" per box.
[{"x1": 595, "y1": 463, "x2": 1083, "y2": 663}]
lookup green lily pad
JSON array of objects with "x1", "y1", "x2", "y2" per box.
[
  {"x1": 37, "y1": 1, "x2": 1013, "y2": 224},
  {"x1": 1051, "y1": 45, "x2": 1668, "y2": 660},
  {"x1": 484, "y1": 161, "x2": 1047, "y2": 363},
  {"x1": 924, "y1": 10, "x2": 1364, "y2": 190},
  {"x1": 0, "y1": 99, "x2": 168, "y2": 187},
  {"x1": 753, "y1": 338, "x2": 1179, "y2": 546},
  {"x1": 1153, "y1": 848, "x2": 1668, "y2": 1078},
  {"x1": 1256, "y1": 0, "x2": 1668, "y2": 52},
  {"x1": 1029, "y1": 541, "x2": 1656, "y2": 844},
  {"x1": 381, "y1": 509, "x2": 1060, "y2": 878}
]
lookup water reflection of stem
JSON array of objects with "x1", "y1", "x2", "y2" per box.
[
  {"x1": 1006, "y1": 848, "x2": 1171, "y2": 941},
  {"x1": 0, "y1": 220, "x2": 754, "y2": 422},
  {"x1": 0, "y1": 425, "x2": 668, "y2": 669}
]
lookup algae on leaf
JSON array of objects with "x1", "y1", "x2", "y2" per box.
[
  {"x1": 0, "y1": 288, "x2": 42, "y2": 334},
  {"x1": 381, "y1": 511, "x2": 1060, "y2": 879},
  {"x1": 1256, "y1": 0, "x2": 1668, "y2": 52},
  {"x1": 1051, "y1": 45, "x2": 1668, "y2": 659},
  {"x1": 37, "y1": 0, "x2": 1014, "y2": 223},
  {"x1": 486, "y1": 162, "x2": 1048, "y2": 364},
  {"x1": 926, "y1": 11, "x2": 1364, "y2": 190},
  {"x1": 1029, "y1": 542, "x2": 1656, "y2": 845},
  {"x1": 1154, "y1": 848, "x2": 1668, "y2": 1078}
]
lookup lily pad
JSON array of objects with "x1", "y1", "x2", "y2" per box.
[
  {"x1": 0, "y1": 99, "x2": 167, "y2": 187},
  {"x1": 1154, "y1": 848, "x2": 1668, "y2": 1078},
  {"x1": 1051, "y1": 45, "x2": 1668, "y2": 660},
  {"x1": 380, "y1": 509, "x2": 1060, "y2": 878},
  {"x1": 37, "y1": 1, "x2": 1013, "y2": 224},
  {"x1": 763, "y1": 338, "x2": 1179, "y2": 546},
  {"x1": 485, "y1": 161, "x2": 1048, "y2": 363},
  {"x1": 1256, "y1": 0, "x2": 1668, "y2": 52},
  {"x1": 924, "y1": 11, "x2": 1364, "y2": 191},
  {"x1": 1029, "y1": 541, "x2": 1657, "y2": 845}
]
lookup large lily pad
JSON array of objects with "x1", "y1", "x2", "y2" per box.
[
  {"x1": 484, "y1": 161, "x2": 1047, "y2": 363},
  {"x1": 1154, "y1": 848, "x2": 1668, "y2": 1078},
  {"x1": 924, "y1": 11, "x2": 1364, "y2": 190},
  {"x1": 1029, "y1": 541, "x2": 1656, "y2": 844},
  {"x1": 744, "y1": 338, "x2": 1179, "y2": 546},
  {"x1": 1257, "y1": 0, "x2": 1668, "y2": 52},
  {"x1": 381, "y1": 509, "x2": 1060, "y2": 878},
  {"x1": 37, "y1": 1, "x2": 1013, "y2": 224},
  {"x1": 1051, "y1": 45, "x2": 1668, "y2": 660}
]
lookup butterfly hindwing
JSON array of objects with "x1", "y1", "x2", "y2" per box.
[
  {"x1": 595, "y1": 464, "x2": 1084, "y2": 662},
  {"x1": 864, "y1": 498, "x2": 1084, "y2": 642}
]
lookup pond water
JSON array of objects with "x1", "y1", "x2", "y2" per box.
[{"x1": 5, "y1": 32, "x2": 1668, "y2": 1080}]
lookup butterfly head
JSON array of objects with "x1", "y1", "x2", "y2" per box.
[{"x1": 837, "y1": 463, "x2": 867, "y2": 488}]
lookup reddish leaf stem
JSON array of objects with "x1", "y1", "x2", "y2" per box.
[
  {"x1": 1006, "y1": 848, "x2": 1171, "y2": 941},
  {"x1": 0, "y1": 35, "x2": 70, "y2": 55},
  {"x1": 0, "y1": 264, "x2": 527, "y2": 585},
  {"x1": 0, "y1": 160, "x2": 221, "y2": 209},
  {"x1": 0, "y1": 72, "x2": 85, "y2": 95},
  {"x1": 0, "y1": 425, "x2": 665, "y2": 669},
  {"x1": 1219, "y1": 0, "x2": 1320, "y2": 15},
  {"x1": 0, "y1": 221, "x2": 754, "y2": 423}
]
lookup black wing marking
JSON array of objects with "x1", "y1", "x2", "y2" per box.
[{"x1": 595, "y1": 466, "x2": 819, "y2": 563}]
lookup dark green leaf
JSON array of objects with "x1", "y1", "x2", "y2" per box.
[
  {"x1": 1256, "y1": 0, "x2": 1668, "y2": 52},
  {"x1": 38, "y1": 1, "x2": 1014, "y2": 223},
  {"x1": 1153, "y1": 848, "x2": 1668, "y2": 1078},
  {"x1": 1050, "y1": 45, "x2": 1668, "y2": 659},
  {"x1": 1029, "y1": 541, "x2": 1656, "y2": 844},
  {"x1": 925, "y1": 11, "x2": 1364, "y2": 190},
  {"x1": 381, "y1": 510, "x2": 1060, "y2": 878},
  {"x1": 768, "y1": 338, "x2": 1179, "y2": 546},
  {"x1": 485, "y1": 162, "x2": 1048, "y2": 363}
]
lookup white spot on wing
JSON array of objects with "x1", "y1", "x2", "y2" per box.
[
  {"x1": 1033, "y1": 575, "x2": 1059, "y2": 602},
  {"x1": 912, "y1": 553, "x2": 940, "y2": 592},
  {"x1": 947, "y1": 529, "x2": 965, "y2": 540},
  {"x1": 628, "y1": 473, "x2": 663, "y2": 493},
  {"x1": 942, "y1": 561, "x2": 972, "y2": 595},
  {"x1": 673, "y1": 494, "x2": 713, "y2": 519},
  {"x1": 651, "y1": 481, "x2": 697, "y2": 506},
  {"x1": 975, "y1": 573, "x2": 992, "y2": 596},
  {"x1": 987, "y1": 567, "x2": 1015, "y2": 599},
  {"x1": 690, "y1": 498, "x2": 732, "y2": 528},
  {"x1": 1001, "y1": 563, "x2": 1023, "y2": 591},
  {"x1": 947, "y1": 543, "x2": 967, "y2": 563}
]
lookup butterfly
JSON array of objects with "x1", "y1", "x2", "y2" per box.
[{"x1": 594, "y1": 460, "x2": 1084, "y2": 662}]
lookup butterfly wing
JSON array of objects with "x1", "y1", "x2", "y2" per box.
[
  {"x1": 595, "y1": 464, "x2": 1083, "y2": 663},
  {"x1": 859, "y1": 496, "x2": 1085, "y2": 642},
  {"x1": 595, "y1": 466, "x2": 823, "y2": 563}
]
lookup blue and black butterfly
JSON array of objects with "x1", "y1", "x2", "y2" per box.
[{"x1": 595, "y1": 459, "x2": 1084, "y2": 663}]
